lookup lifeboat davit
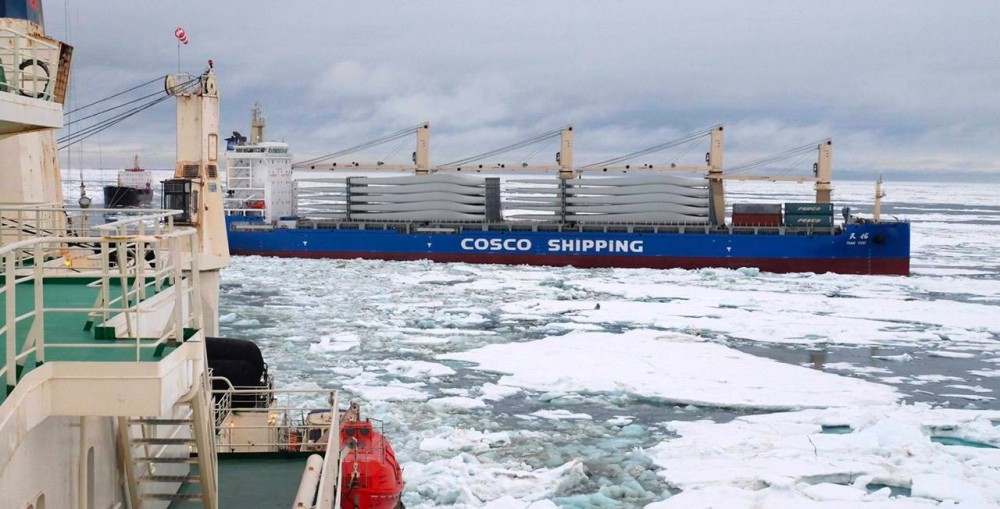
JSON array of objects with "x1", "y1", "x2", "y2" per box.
[{"x1": 339, "y1": 420, "x2": 404, "y2": 509}]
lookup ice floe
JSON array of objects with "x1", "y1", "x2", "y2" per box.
[
  {"x1": 308, "y1": 332, "x2": 361, "y2": 353},
  {"x1": 645, "y1": 403, "x2": 1000, "y2": 507},
  {"x1": 530, "y1": 409, "x2": 594, "y2": 420},
  {"x1": 345, "y1": 384, "x2": 429, "y2": 402},
  {"x1": 443, "y1": 330, "x2": 898, "y2": 410},
  {"x1": 970, "y1": 369, "x2": 1000, "y2": 378},
  {"x1": 427, "y1": 396, "x2": 488, "y2": 411},
  {"x1": 419, "y1": 428, "x2": 511, "y2": 453},
  {"x1": 385, "y1": 360, "x2": 457, "y2": 379},
  {"x1": 403, "y1": 454, "x2": 588, "y2": 507},
  {"x1": 928, "y1": 351, "x2": 978, "y2": 359}
]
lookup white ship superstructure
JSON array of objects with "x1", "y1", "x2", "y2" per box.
[{"x1": 223, "y1": 104, "x2": 296, "y2": 222}]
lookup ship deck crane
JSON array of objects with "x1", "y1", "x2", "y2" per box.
[
  {"x1": 435, "y1": 125, "x2": 575, "y2": 179},
  {"x1": 723, "y1": 139, "x2": 834, "y2": 204},
  {"x1": 293, "y1": 122, "x2": 431, "y2": 173}
]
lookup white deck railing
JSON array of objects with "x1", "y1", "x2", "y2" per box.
[
  {"x1": 0, "y1": 207, "x2": 205, "y2": 394},
  {"x1": 0, "y1": 26, "x2": 61, "y2": 102},
  {"x1": 211, "y1": 382, "x2": 341, "y2": 451}
]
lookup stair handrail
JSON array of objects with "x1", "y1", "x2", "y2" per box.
[{"x1": 208, "y1": 374, "x2": 235, "y2": 429}]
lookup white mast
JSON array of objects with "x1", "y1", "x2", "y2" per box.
[
  {"x1": 251, "y1": 102, "x2": 266, "y2": 144},
  {"x1": 873, "y1": 175, "x2": 885, "y2": 223}
]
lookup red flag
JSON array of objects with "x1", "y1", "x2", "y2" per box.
[{"x1": 175, "y1": 27, "x2": 189, "y2": 45}]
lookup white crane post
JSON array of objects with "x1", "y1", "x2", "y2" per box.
[
  {"x1": 167, "y1": 67, "x2": 229, "y2": 337},
  {"x1": 250, "y1": 103, "x2": 266, "y2": 144},
  {"x1": 557, "y1": 126, "x2": 575, "y2": 179},
  {"x1": 707, "y1": 126, "x2": 725, "y2": 225},
  {"x1": 873, "y1": 176, "x2": 884, "y2": 223},
  {"x1": 815, "y1": 139, "x2": 833, "y2": 204},
  {"x1": 415, "y1": 122, "x2": 431, "y2": 175}
]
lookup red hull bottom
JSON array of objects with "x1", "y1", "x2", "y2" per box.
[{"x1": 230, "y1": 251, "x2": 910, "y2": 276}]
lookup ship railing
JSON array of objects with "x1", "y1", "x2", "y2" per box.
[
  {"x1": 210, "y1": 380, "x2": 359, "y2": 453},
  {"x1": 0, "y1": 203, "x2": 182, "y2": 266},
  {"x1": 223, "y1": 208, "x2": 266, "y2": 219},
  {"x1": 0, "y1": 204, "x2": 186, "y2": 271},
  {"x1": 0, "y1": 202, "x2": 71, "y2": 264},
  {"x1": 0, "y1": 216, "x2": 207, "y2": 397},
  {"x1": 207, "y1": 368, "x2": 234, "y2": 429},
  {"x1": 0, "y1": 26, "x2": 61, "y2": 102},
  {"x1": 222, "y1": 190, "x2": 265, "y2": 202},
  {"x1": 316, "y1": 390, "x2": 342, "y2": 509}
]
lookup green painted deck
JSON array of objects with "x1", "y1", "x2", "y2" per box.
[
  {"x1": 219, "y1": 455, "x2": 312, "y2": 508},
  {"x1": 1, "y1": 277, "x2": 183, "y2": 403},
  {"x1": 169, "y1": 455, "x2": 312, "y2": 509}
]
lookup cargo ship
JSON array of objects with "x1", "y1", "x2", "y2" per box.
[
  {"x1": 224, "y1": 116, "x2": 910, "y2": 276},
  {"x1": 102, "y1": 155, "x2": 154, "y2": 207}
]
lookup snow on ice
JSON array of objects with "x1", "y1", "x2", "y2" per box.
[
  {"x1": 443, "y1": 330, "x2": 898, "y2": 410},
  {"x1": 645, "y1": 403, "x2": 1000, "y2": 508}
]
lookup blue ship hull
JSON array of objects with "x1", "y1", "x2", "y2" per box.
[{"x1": 226, "y1": 218, "x2": 910, "y2": 275}]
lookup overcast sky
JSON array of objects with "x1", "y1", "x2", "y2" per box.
[{"x1": 45, "y1": 0, "x2": 1000, "y2": 178}]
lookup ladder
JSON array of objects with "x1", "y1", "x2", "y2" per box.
[{"x1": 118, "y1": 387, "x2": 218, "y2": 508}]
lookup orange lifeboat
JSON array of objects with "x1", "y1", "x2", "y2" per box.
[
  {"x1": 301, "y1": 405, "x2": 405, "y2": 509},
  {"x1": 339, "y1": 420, "x2": 404, "y2": 509}
]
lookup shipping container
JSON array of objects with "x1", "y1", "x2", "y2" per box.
[
  {"x1": 785, "y1": 203, "x2": 834, "y2": 215},
  {"x1": 732, "y1": 213, "x2": 783, "y2": 227},
  {"x1": 785, "y1": 214, "x2": 833, "y2": 227},
  {"x1": 732, "y1": 203, "x2": 782, "y2": 215}
]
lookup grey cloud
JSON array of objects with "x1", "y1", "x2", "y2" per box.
[{"x1": 46, "y1": 0, "x2": 1000, "y2": 174}]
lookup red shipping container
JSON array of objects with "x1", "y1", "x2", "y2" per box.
[{"x1": 732, "y1": 213, "x2": 782, "y2": 227}]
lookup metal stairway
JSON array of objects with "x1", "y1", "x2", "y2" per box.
[{"x1": 118, "y1": 381, "x2": 219, "y2": 509}]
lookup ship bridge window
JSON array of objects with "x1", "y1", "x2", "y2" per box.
[{"x1": 268, "y1": 148, "x2": 287, "y2": 154}]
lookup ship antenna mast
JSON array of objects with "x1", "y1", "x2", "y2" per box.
[
  {"x1": 873, "y1": 175, "x2": 885, "y2": 223},
  {"x1": 251, "y1": 103, "x2": 266, "y2": 144}
]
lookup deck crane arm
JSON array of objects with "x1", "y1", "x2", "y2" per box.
[{"x1": 293, "y1": 122, "x2": 431, "y2": 173}]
